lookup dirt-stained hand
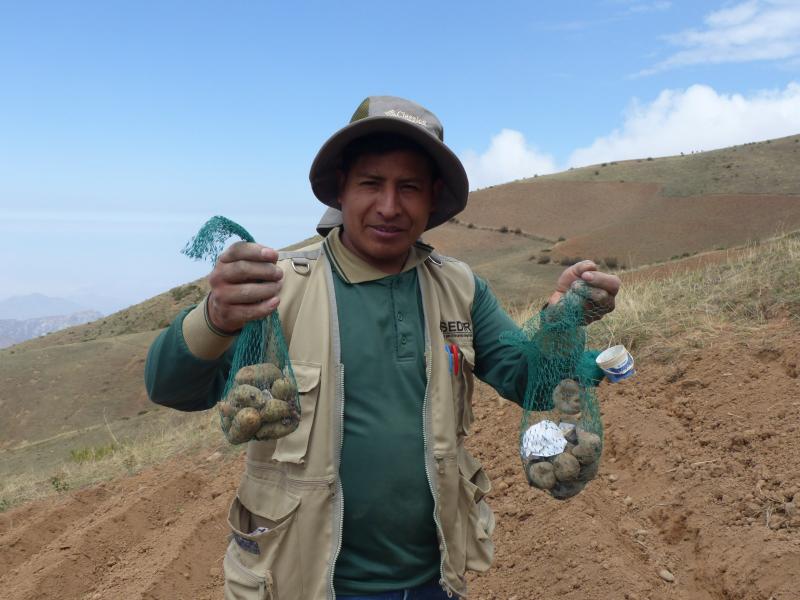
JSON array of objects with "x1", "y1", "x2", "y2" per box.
[
  {"x1": 206, "y1": 242, "x2": 284, "y2": 333},
  {"x1": 547, "y1": 260, "x2": 621, "y2": 324}
]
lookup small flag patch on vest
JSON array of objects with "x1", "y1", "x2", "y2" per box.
[{"x1": 445, "y1": 344, "x2": 460, "y2": 376}]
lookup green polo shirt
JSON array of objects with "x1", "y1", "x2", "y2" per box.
[
  {"x1": 316, "y1": 230, "x2": 529, "y2": 595},
  {"x1": 144, "y1": 229, "x2": 530, "y2": 595}
]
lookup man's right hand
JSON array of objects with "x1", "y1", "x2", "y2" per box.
[{"x1": 206, "y1": 242, "x2": 284, "y2": 334}]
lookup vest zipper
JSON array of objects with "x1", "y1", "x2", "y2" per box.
[
  {"x1": 328, "y1": 362, "x2": 346, "y2": 599},
  {"x1": 421, "y1": 346, "x2": 456, "y2": 599}
]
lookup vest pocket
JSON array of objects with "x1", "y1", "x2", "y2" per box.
[
  {"x1": 449, "y1": 344, "x2": 475, "y2": 436},
  {"x1": 224, "y1": 551, "x2": 273, "y2": 600},
  {"x1": 457, "y1": 448, "x2": 495, "y2": 572},
  {"x1": 272, "y1": 361, "x2": 321, "y2": 464},
  {"x1": 224, "y1": 474, "x2": 302, "y2": 599}
]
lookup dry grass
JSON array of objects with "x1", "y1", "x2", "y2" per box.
[
  {"x1": 0, "y1": 411, "x2": 229, "y2": 511},
  {"x1": 508, "y1": 233, "x2": 800, "y2": 360},
  {"x1": 538, "y1": 134, "x2": 800, "y2": 197},
  {"x1": 589, "y1": 233, "x2": 799, "y2": 356}
]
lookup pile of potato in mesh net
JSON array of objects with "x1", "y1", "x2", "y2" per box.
[
  {"x1": 501, "y1": 281, "x2": 607, "y2": 499},
  {"x1": 182, "y1": 216, "x2": 301, "y2": 444},
  {"x1": 219, "y1": 361, "x2": 300, "y2": 444}
]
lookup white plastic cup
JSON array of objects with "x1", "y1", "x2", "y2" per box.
[{"x1": 596, "y1": 345, "x2": 635, "y2": 382}]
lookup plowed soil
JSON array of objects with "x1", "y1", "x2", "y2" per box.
[
  {"x1": 460, "y1": 179, "x2": 800, "y2": 267},
  {"x1": 2, "y1": 322, "x2": 799, "y2": 600}
]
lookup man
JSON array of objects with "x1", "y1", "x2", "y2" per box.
[{"x1": 145, "y1": 96, "x2": 620, "y2": 600}]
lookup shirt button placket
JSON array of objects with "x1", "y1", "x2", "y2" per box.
[{"x1": 393, "y1": 275, "x2": 415, "y2": 360}]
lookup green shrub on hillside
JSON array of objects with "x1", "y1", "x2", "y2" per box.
[
  {"x1": 50, "y1": 474, "x2": 69, "y2": 492},
  {"x1": 170, "y1": 284, "x2": 201, "y2": 303},
  {"x1": 70, "y1": 443, "x2": 118, "y2": 463}
]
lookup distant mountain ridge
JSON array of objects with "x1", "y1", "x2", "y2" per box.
[
  {"x1": 0, "y1": 310, "x2": 103, "y2": 348},
  {"x1": 0, "y1": 294, "x2": 90, "y2": 320}
]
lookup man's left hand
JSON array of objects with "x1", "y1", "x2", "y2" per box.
[{"x1": 547, "y1": 260, "x2": 621, "y2": 324}]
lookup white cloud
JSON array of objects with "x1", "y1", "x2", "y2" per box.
[
  {"x1": 460, "y1": 129, "x2": 557, "y2": 190},
  {"x1": 568, "y1": 81, "x2": 800, "y2": 167},
  {"x1": 640, "y1": 0, "x2": 800, "y2": 75},
  {"x1": 545, "y1": 1, "x2": 670, "y2": 32},
  {"x1": 623, "y1": 0, "x2": 672, "y2": 15}
]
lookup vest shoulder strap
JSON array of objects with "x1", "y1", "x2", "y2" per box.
[{"x1": 278, "y1": 248, "x2": 322, "y2": 261}]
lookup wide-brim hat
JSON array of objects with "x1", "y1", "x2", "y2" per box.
[{"x1": 309, "y1": 96, "x2": 469, "y2": 230}]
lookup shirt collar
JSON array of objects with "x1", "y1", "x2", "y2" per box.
[{"x1": 322, "y1": 227, "x2": 434, "y2": 284}]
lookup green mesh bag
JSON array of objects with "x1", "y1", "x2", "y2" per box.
[
  {"x1": 183, "y1": 216, "x2": 300, "y2": 445},
  {"x1": 501, "y1": 281, "x2": 606, "y2": 499}
]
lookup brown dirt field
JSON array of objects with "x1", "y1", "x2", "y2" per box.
[
  {"x1": 424, "y1": 223, "x2": 561, "y2": 308},
  {"x1": 554, "y1": 194, "x2": 800, "y2": 267},
  {"x1": 424, "y1": 223, "x2": 545, "y2": 256},
  {"x1": 462, "y1": 181, "x2": 661, "y2": 242},
  {"x1": 2, "y1": 322, "x2": 799, "y2": 599},
  {"x1": 619, "y1": 246, "x2": 753, "y2": 286},
  {"x1": 457, "y1": 181, "x2": 800, "y2": 267}
]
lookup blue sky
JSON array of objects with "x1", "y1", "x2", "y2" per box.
[{"x1": 2, "y1": 0, "x2": 800, "y2": 313}]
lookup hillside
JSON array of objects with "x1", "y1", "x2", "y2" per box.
[
  {"x1": 1, "y1": 234, "x2": 798, "y2": 599},
  {"x1": 539, "y1": 133, "x2": 800, "y2": 197},
  {"x1": 2, "y1": 133, "x2": 798, "y2": 491},
  {"x1": 5, "y1": 280, "x2": 208, "y2": 353},
  {"x1": 0, "y1": 310, "x2": 103, "y2": 349},
  {"x1": 424, "y1": 134, "x2": 800, "y2": 307}
]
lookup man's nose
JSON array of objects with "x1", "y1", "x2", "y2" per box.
[{"x1": 375, "y1": 186, "x2": 401, "y2": 218}]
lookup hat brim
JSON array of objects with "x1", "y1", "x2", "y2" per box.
[{"x1": 309, "y1": 116, "x2": 469, "y2": 230}]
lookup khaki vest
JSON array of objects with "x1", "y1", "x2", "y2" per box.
[{"x1": 223, "y1": 241, "x2": 495, "y2": 600}]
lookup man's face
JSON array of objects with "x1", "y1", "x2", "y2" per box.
[{"x1": 337, "y1": 149, "x2": 439, "y2": 273}]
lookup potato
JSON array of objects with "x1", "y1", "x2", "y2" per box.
[
  {"x1": 576, "y1": 428, "x2": 602, "y2": 455},
  {"x1": 576, "y1": 459, "x2": 600, "y2": 483},
  {"x1": 255, "y1": 419, "x2": 298, "y2": 441},
  {"x1": 527, "y1": 460, "x2": 556, "y2": 490},
  {"x1": 550, "y1": 480, "x2": 586, "y2": 500},
  {"x1": 271, "y1": 377, "x2": 298, "y2": 403},
  {"x1": 260, "y1": 398, "x2": 291, "y2": 422},
  {"x1": 234, "y1": 363, "x2": 283, "y2": 388},
  {"x1": 218, "y1": 401, "x2": 237, "y2": 418},
  {"x1": 571, "y1": 441, "x2": 599, "y2": 465},
  {"x1": 553, "y1": 379, "x2": 581, "y2": 415},
  {"x1": 562, "y1": 425, "x2": 578, "y2": 445},
  {"x1": 552, "y1": 452, "x2": 580, "y2": 482},
  {"x1": 226, "y1": 384, "x2": 265, "y2": 410},
  {"x1": 228, "y1": 407, "x2": 262, "y2": 444}
]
